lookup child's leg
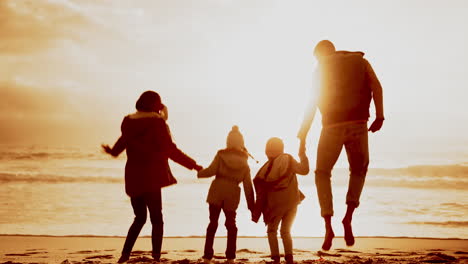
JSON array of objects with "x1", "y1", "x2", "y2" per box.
[
  {"x1": 203, "y1": 204, "x2": 222, "y2": 260},
  {"x1": 223, "y1": 208, "x2": 237, "y2": 260},
  {"x1": 280, "y1": 206, "x2": 297, "y2": 264},
  {"x1": 267, "y1": 216, "x2": 282, "y2": 262}
]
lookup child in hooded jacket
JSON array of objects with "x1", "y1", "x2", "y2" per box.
[
  {"x1": 198, "y1": 126, "x2": 255, "y2": 264},
  {"x1": 252, "y1": 137, "x2": 309, "y2": 264}
]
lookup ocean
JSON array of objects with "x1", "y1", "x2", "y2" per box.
[{"x1": 0, "y1": 145, "x2": 467, "y2": 239}]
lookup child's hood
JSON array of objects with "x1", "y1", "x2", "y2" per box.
[
  {"x1": 256, "y1": 153, "x2": 291, "y2": 182},
  {"x1": 218, "y1": 149, "x2": 249, "y2": 171}
]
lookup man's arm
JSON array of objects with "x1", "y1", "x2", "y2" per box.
[
  {"x1": 293, "y1": 139, "x2": 310, "y2": 175},
  {"x1": 297, "y1": 105, "x2": 317, "y2": 141},
  {"x1": 365, "y1": 60, "x2": 385, "y2": 132},
  {"x1": 297, "y1": 70, "x2": 319, "y2": 140}
]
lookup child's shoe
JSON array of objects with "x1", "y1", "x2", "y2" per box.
[
  {"x1": 285, "y1": 254, "x2": 294, "y2": 264},
  {"x1": 203, "y1": 258, "x2": 212, "y2": 264},
  {"x1": 117, "y1": 253, "x2": 130, "y2": 263},
  {"x1": 270, "y1": 255, "x2": 280, "y2": 264},
  {"x1": 226, "y1": 259, "x2": 235, "y2": 264}
]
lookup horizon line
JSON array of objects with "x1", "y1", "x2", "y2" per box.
[{"x1": 1, "y1": 234, "x2": 466, "y2": 240}]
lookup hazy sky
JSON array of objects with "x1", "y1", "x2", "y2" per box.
[{"x1": 1, "y1": 0, "x2": 467, "y2": 166}]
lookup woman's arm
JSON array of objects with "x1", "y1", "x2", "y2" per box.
[
  {"x1": 160, "y1": 121, "x2": 201, "y2": 170},
  {"x1": 102, "y1": 117, "x2": 128, "y2": 157}
]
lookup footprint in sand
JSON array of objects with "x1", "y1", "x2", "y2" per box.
[
  {"x1": 126, "y1": 256, "x2": 155, "y2": 263},
  {"x1": 5, "y1": 253, "x2": 31, "y2": 256},
  {"x1": 419, "y1": 252, "x2": 458, "y2": 263},
  {"x1": 131, "y1": 250, "x2": 152, "y2": 256},
  {"x1": 69, "y1": 250, "x2": 100, "y2": 254},
  {"x1": 236, "y1": 249, "x2": 263, "y2": 254},
  {"x1": 84, "y1": 254, "x2": 114, "y2": 260},
  {"x1": 293, "y1": 249, "x2": 311, "y2": 253},
  {"x1": 317, "y1": 251, "x2": 342, "y2": 257},
  {"x1": 336, "y1": 249, "x2": 361, "y2": 253}
]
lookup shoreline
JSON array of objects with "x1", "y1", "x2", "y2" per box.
[{"x1": 2, "y1": 234, "x2": 467, "y2": 240}]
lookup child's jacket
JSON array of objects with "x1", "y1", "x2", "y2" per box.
[
  {"x1": 198, "y1": 149, "x2": 255, "y2": 211},
  {"x1": 252, "y1": 153, "x2": 309, "y2": 224}
]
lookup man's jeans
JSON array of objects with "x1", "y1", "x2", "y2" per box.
[
  {"x1": 203, "y1": 204, "x2": 238, "y2": 260},
  {"x1": 267, "y1": 206, "x2": 297, "y2": 259},
  {"x1": 122, "y1": 190, "x2": 163, "y2": 260},
  {"x1": 315, "y1": 122, "x2": 369, "y2": 217}
]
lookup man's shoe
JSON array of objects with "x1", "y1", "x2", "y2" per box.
[
  {"x1": 321, "y1": 229, "x2": 335, "y2": 251},
  {"x1": 342, "y1": 218, "x2": 355, "y2": 246}
]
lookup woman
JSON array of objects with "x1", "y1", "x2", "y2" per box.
[{"x1": 102, "y1": 90, "x2": 202, "y2": 263}]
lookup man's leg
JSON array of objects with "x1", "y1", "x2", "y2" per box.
[
  {"x1": 315, "y1": 127, "x2": 345, "y2": 250},
  {"x1": 120, "y1": 196, "x2": 147, "y2": 262},
  {"x1": 223, "y1": 208, "x2": 238, "y2": 260},
  {"x1": 203, "y1": 204, "x2": 222, "y2": 260},
  {"x1": 343, "y1": 123, "x2": 369, "y2": 246},
  {"x1": 146, "y1": 190, "x2": 163, "y2": 260}
]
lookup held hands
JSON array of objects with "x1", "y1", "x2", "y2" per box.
[
  {"x1": 250, "y1": 207, "x2": 261, "y2": 223},
  {"x1": 368, "y1": 117, "x2": 385, "y2": 133},
  {"x1": 251, "y1": 210, "x2": 259, "y2": 223},
  {"x1": 298, "y1": 138, "x2": 307, "y2": 157},
  {"x1": 194, "y1": 164, "x2": 203, "y2": 172}
]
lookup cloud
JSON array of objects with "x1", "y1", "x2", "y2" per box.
[
  {"x1": 0, "y1": 1, "x2": 76, "y2": 53},
  {"x1": 0, "y1": 80, "x2": 71, "y2": 116}
]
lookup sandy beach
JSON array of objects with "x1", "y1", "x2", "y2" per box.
[{"x1": 1, "y1": 235, "x2": 467, "y2": 264}]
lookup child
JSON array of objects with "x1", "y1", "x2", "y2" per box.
[
  {"x1": 198, "y1": 126, "x2": 255, "y2": 264},
  {"x1": 102, "y1": 91, "x2": 202, "y2": 263},
  {"x1": 252, "y1": 137, "x2": 309, "y2": 264}
]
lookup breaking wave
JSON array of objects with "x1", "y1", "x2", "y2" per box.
[
  {"x1": 0, "y1": 172, "x2": 122, "y2": 183},
  {"x1": 407, "y1": 221, "x2": 468, "y2": 227}
]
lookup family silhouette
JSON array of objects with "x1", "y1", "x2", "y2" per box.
[{"x1": 102, "y1": 40, "x2": 384, "y2": 264}]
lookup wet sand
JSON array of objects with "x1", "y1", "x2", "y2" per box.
[{"x1": 1, "y1": 235, "x2": 467, "y2": 264}]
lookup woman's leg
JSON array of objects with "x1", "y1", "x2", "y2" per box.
[
  {"x1": 223, "y1": 208, "x2": 238, "y2": 260},
  {"x1": 203, "y1": 204, "x2": 222, "y2": 260},
  {"x1": 121, "y1": 195, "x2": 147, "y2": 257},
  {"x1": 146, "y1": 190, "x2": 163, "y2": 260}
]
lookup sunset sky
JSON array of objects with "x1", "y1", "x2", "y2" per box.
[{"x1": 1, "y1": 0, "x2": 467, "y2": 167}]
